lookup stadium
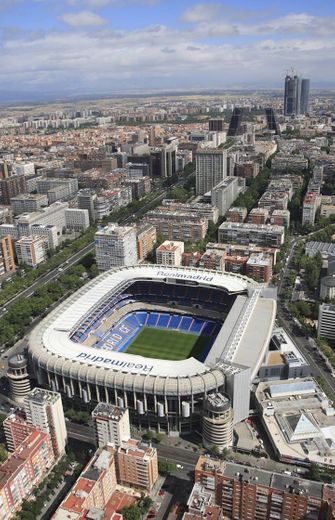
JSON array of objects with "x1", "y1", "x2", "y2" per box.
[{"x1": 28, "y1": 265, "x2": 276, "y2": 434}]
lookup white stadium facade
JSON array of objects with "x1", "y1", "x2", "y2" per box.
[{"x1": 28, "y1": 265, "x2": 276, "y2": 434}]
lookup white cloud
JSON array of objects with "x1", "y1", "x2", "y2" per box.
[
  {"x1": 181, "y1": 3, "x2": 221, "y2": 23},
  {"x1": 59, "y1": 10, "x2": 107, "y2": 26}
]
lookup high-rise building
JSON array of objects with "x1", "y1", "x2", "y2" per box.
[
  {"x1": 95, "y1": 223, "x2": 138, "y2": 271},
  {"x1": 211, "y1": 177, "x2": 245, "y2": 216},
  {"x1": 24, "y1": 388, "x2": 67, "y2": 459},
  {"x1": 195, "y1": 148, "x2": 227, "y2": 195},
  {"x1": 227, "y1": 108, "x2": 243, "y2": 136},
  {"x1": 65, "y1": 208, "x2": 90, "y2": 232},
  {"x1": 92, "y1": 403, "x2": 130, "y2": 448},
  {"x1": 208, "y1": 118, "x2": 225, "y2": 132},
  {"x1": 284, "y1": 74, "x2": 301, "y2": 116},
  {"x1": 202, "y1": 393, "x2": 233, "y2": 451},
  {"x1": 77, "y1": 189, "x2": 97, "y2": 223},
  {"x1": 136, "y1": 224, "x2": 157, "y2": 262},
  {"x1": 116, "y1": 439, "x2": 158, "y2": 492},
  {"x1": 265, "y1": 108, "x2": 281, "y2": 135},
  {"x1": 318, "y1": 304, "x2": 335, "y2": 340},
  {"x1": 0, "y1": 175, "x2": 27, "y2": 205},
  {"x1": 0, "y1": 235, "x2": 15, "y2": 273},
  {"x1": 300, "y1": 78, "x2": 310, "y2": 114}
]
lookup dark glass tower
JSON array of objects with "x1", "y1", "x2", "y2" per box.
[
  {"x1": 265, "y1": 108, "x2": 280, "y2": 135},
  {"x1": 284, "y1": 75, "x2": 301, "y2": 116},
  {"x1": 300, "y1": 79, "x2": 310, "y2": 114},
  {"x1": 227, "y1": 108, "x2": 243, "y2": 136}
]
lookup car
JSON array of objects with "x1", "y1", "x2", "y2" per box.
[
  {"x1": 159, "y1": 490, "x2": 165, "y2": 496},
  {"x1": 176, "y1": 464, "x2": 184, "y2": 469}
]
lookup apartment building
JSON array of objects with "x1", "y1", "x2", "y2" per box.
[
  {"x1": 10, "y1": 193, "x2": 48, "y2": 215},
  {"x1": 246, "y1": 253, "x2": 273, "y2": 283},
  {"x1": 65, "y1": 208, "x2": 90, "y2": 232},
  {"x1": 218, "y1": 222, "x2": 285, "y2": 248},
  {"x1": 15, "y1": 201, "x2": 68, "y2": 236},
  {"x1": 194, "y1": 456, "x2": 335, "y2": 520},
  {"x1": 53, "y1": 447, "x2": 117, "y2": 519},
  {"x1": 3, "y1": 413, "x2": 37, "y2": 452},
  {"x1": 92, "y1": 403, "x2": 130, "y2": 448},
  {"x1": 156, "y1": 240, "x2": 184, "y2": 266},
  {"x1": 95, "y1": 223, "x2": 138, "y2": 271},
  {"x1": 302, "y1": 191, "x2": 319, "y2": 226},
  {"x1": 0, "y1": 235, "x2": 15, "y2": 273},
  {"x1": 31, "y1": 224, "x2": 59, "y2": 250},
  {"x1": 0, "y1": 429, "x2": 54, "y2": 520},
  {"x1": 270, "y1": 209, "x2": 291, "y2": 229},
  {"x1": 116, "y1": 439, "x2": 158, "y2": 492},
  {"x1": 248, "y1": 207, "x2": 269, "y2": 225},
  {"x1": 226, "y1": 207, "x2": 247, "y2": 223},
  {"x1": 199, "y1": 251, "x2": 225, "y2": 271},
  {"x1": 258, "y1": 191, "x2": 289, "y2": 212},
  {"x1": 15, "y1": 235, "x2": 48, "y2": 267},
  {"x1": 318, "y1": 304, "x2": 335, "y2": 340},
  {"x1": 24, "y1": 388, "x2": 67, "y2": 459},
  {"x1": 234, "y1": 161, "x2": 260, "y2": 179},
  {"x1": 36, "y1": 177, "x2": 78, "y2": 203},
  {"x1": 196, "y1": 148, "x2": 227, "y2": 195},
  {"x1": 0, "y1": 175, "x2": 27, "y2": 205},
  {"x1": 162, "y1": 201, "x2": 219, "y2": 224},
  {"x1": 143, "y1": 211, "x2": 208, "y2": 242},
  {"x1": 136, "y1": 224, "x2": 157, "y2": 263},
  {"x1": 211, "y1": 177, "x2": 245, "y2": 217}
]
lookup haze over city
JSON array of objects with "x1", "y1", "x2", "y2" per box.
[{"x1": 0, "y1": 0, "x2": 334, "y2": 101}]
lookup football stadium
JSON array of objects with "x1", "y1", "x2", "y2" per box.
[{"x1": 28, "y1": 265, "x2": 276, "y2": 433}]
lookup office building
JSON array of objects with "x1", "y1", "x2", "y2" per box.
[
  {"x1": 54, "y1": 447, "x2": 117, "y2": 519},
  {"x1": 136, "y1": 224, "x2": 156, "y2": 263},
  {"x1": 10, "y1": 193, "x2": 48, "y2": 215},
  {"x1": 0, "y1": 175, "x2": 27, "y2": 205},
  {"x1": 95, "y1": 223, "x2": 137, "y2": 271},
  {"x1": 36, "y1": 177, "x2": 78, "y2": 203},
  {"x1": 24, "y1": 388, "x2": 67, "y2": 459},
  {"x1": 209, "y1": 118, "x2": 225, "y2": 132},
  {"x1": 143, "y1": 211, "x2": 208, "y2": 242},
  {"x1": 15, "y1": 201, "x2": 68, "y2": 236},
  {"x1": 156, "y1": 240, "x2": 184, "y2": 266},
  {"x1": 0, "y1": 235, "x2": 15, "y2": 273},
  {"x1": 65, "y1": 208, "x2": 90, "y2": 232},
  {"x1": 227, "y1": 108, "x2": 243, "y2": 137},
  {"x1": 0, "y1": 429, "x2": 54, "y2": 519},
  {"x1": 264, "y1": 107, "x2": 280, "y2": 135},
  {"x1": 284, "y1": 74, "x2": 301, "y2": 116},
  {"x1": 77, "y1": 189, "x2": 97, "y2": 223},
  {"x1": 300, "y1": 78, "x2": 310, "y2": 114},
  {"x1": 31, "y1": 224, "x2": 59, "y2": 250},
  {"x1": 211, "y1": 177, "x2": 245, "y2": 217},
  {"x1": 218, "y1": 222, "x2": 285, "y2": 248},
  {"x1": 318, "y1": 304, "x2": 335, "y2": 340},
  {"x1": 6, "y1": 354, "x2": 31, "y2": 403},
  {"x1": 194, "y1": 456, "x2": 335, "y2": 520},
  {"x1": 92, "y1": 403, "x2": 130, "y2": 448},
  {"x1": 150, "y1": 142, "x2": 177, "y2": 178},
  {"x1": 202, "y1": 393, "x2": 233, "y2": 451},
  {"x1": 195, "y1": 149, "x2": 227, "y2": 195},
  {"x1": 14, "y1": 162, "x2": 35, "y2": 177},
  {"x1": 116, "y1": 439, "x2": 158, "y2": 492},
  {"x1": 15, "y1": 235, "x2": 48, "y2": 267},
  {"x1": 320, "y1": 275, "x2": 335, "y2": 300}
]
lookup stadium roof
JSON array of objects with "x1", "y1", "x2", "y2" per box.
[{"x1": 30, "y1": 264, "x2": 275, "y2": 380}]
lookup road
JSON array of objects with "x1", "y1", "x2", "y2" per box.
[{"x1": 0, "y1": 174, "x2": 193, "y2": 321}]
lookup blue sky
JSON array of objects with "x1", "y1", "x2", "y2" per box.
[{"x1": 0, "y1": 0, "x2": 334, "y2": 97}]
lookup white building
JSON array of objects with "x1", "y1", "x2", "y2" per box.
[
  {"x1": 15, "y1": 201, "x2": 68, "y2": 236},
  {"x1": 95, "y1": 223, "x2": 138, "y2": 271},
  {"x1": 14, "y1": 162, "x2": 35, "y2": 177},
  {"x1": 318, "y1": 303, "x2": 335, "y2": 340},
  {"x1": 65, "y1": 208, "x2": 90, "y2": 232},
  {"x1": 196, "y1": 148, "x2": 227, "y2": 195},
  {"x1": 211, "y1": 177, "x2": 245, "y2": 216},
  {"x1": 15, "y1": 235, "x2": 48, "y2": 267},
  {"x1": 92, "y1": 403, "x2": 130, "y2": 448},
  {"x1": 24, "y1": 388, "x2": 67, "y2": 459},
  {"x1": 10, "y1": 193, "x2": 48, "y2": 215},
  {"x1": 31, "y1": 224, "x2": 59, "y2": 250},
  {"x1": 156, "y1": 240, "x2": 184, "y2": 266}
]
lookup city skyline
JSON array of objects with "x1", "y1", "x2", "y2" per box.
[{"x1": 0, "y1": 0, "x2": 334, "y2": 101}]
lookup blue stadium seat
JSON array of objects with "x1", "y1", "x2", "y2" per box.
[
  {"x1": 170, "y1": 315, "x2": 181, "y2": 329},
  {"x1": 157, "y1": 314, "x2": 170, "y2": 328},
  {"x1": 190, "y1": 320, "x2": 203, "y2": 334},
  {"x1": 179, "y1": 316, "x2": 193, "y2": 331},
  {"x1": 147, "y1": 312, "x2": 159, "y2": 327}
]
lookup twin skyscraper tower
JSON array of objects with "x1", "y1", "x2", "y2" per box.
[{"x1": 284, "y1": 73, "x2": 310, "y2": 116}]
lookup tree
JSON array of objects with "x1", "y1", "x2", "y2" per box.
[
  {"x1": 0, "y1": 444, "x2": 7, "y2": 462},
  {"x1": 158, "y1": 458, "x2": 176, "y2": 475},
  {"x1": 155, "y1": 432, "x2": 165, "y2": 444},
  {"x1": 138, "y1": 494, "x2": 153, "y2": 514},
  {"x1": 209, "y1": 445, "x2": 220, "y2": 457},
  {"x1": 121, "y1": 506, "x2": 142, "y2": 520},
  {"x1": 309, "y1": 462, "x2": 321, "y2": 481}
]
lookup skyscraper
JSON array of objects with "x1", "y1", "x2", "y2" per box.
[
  {"x1": 227, "y1": 108, "x2": 243, "y2": 136},
  {"x1": 284, "y1": 74, "x2": 301, "y2": 116},
  {"x1": 300, "y1": 78, "x2": 310, "y2": 114},
  {"x1": 95, "y1": 223, "x2": 138, "y2": 271},
  {"x1": 195, "y1": 148, "x2": 227, "y2": 195},
  {"x1": 265, "y1": 108, "x2": 281, "y2": 135}
]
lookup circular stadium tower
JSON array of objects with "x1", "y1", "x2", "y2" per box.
[{"x1": 28, "y1": 265, "x2": 276, "y2": 434}]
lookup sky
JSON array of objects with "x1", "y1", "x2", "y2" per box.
[{"x1": 0, "y1": 0, "x2": 334, "y2": 99}]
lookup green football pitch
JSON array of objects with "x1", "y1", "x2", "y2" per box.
[{"x1": 125, "y1": 327, "x2": 209, "y2": 361}]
